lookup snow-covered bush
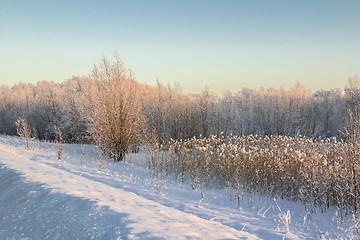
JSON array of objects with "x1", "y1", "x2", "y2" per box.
[
  {"x1": 16, "y1": 117, "x2": 35, "y2": 150},
  {"x1": 82, "y1": 50, "x2": 145, "y2": 162}
]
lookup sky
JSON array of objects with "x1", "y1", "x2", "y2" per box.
[{"x1": 0, "y1": 0, "x2": 359, "y2": 94}]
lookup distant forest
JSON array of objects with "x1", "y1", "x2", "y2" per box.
[{"x1": 0, "y1": 53, "x2": 359, "y2": 147}]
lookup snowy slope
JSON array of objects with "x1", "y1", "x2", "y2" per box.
[{"x1": 0, "y1": 135, "x2": 358, "y2": 239}]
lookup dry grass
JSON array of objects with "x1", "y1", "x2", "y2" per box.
[{"x1": 148, "y1": 134, "x2": 360, "y2": 214}]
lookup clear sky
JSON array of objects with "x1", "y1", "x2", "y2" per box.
[{"x1": 0, "y1": 0, "x2": 359, "y2": 94}]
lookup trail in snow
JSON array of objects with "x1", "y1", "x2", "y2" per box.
[
  {"x1": 0, "y1": 164, "x2": 131, "y2": 239},
  {"x1": 0, "y1": 138, "x2": 257, "y2": 239}
]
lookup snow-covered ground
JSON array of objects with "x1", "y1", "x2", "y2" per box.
[{"x1": 0, "y1": 135, "x2": 358, "y2": 239}]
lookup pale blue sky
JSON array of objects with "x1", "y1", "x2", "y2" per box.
[{"x1": 0, "y1": 0, "x2": 359, "y2": 93}]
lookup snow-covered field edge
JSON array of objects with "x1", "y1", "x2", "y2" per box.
[{"x1": 0, "y1": 134, "x2": 358, "y2": 239}]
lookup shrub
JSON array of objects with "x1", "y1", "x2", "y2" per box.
[
  {"x1": 16, "y1": 117, "x2": 34, "y2": 150},
  {"x1": 83, "y1": 50, "x2": 144, "y2": 162}
]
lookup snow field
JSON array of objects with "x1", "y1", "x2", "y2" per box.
[{"x1": 0, "y1": 135, "x2": 359, "y2": 239}]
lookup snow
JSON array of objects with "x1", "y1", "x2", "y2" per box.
[{"x1": 0, "y1": 135, "x2": 358, "y2": 239}]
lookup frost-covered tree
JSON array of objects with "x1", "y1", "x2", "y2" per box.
[
  {"x1": 83, "y1": 50, "x2": 144, "y2": 162},
  {"x1": 0, "y1": 85, "x2": 12, "y2": 134},
  {"x1": 61, "y1": 76, "x2": 90, "y2": 142}
]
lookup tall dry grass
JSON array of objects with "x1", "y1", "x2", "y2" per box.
[{"x1": 148, "y1": 133, "x2": 360, "y2": 215}]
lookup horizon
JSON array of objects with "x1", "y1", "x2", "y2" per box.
[{"x1": 1, "y1": 0, "x2": 359, "y2": 94}]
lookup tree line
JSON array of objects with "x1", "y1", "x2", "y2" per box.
[{"x1": 0, "y1": 52, "x2": 359, "y2": 161}]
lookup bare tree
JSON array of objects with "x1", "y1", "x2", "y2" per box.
[{"x1": 83, "y1": 50, "x2": 144, "y2": 162}]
